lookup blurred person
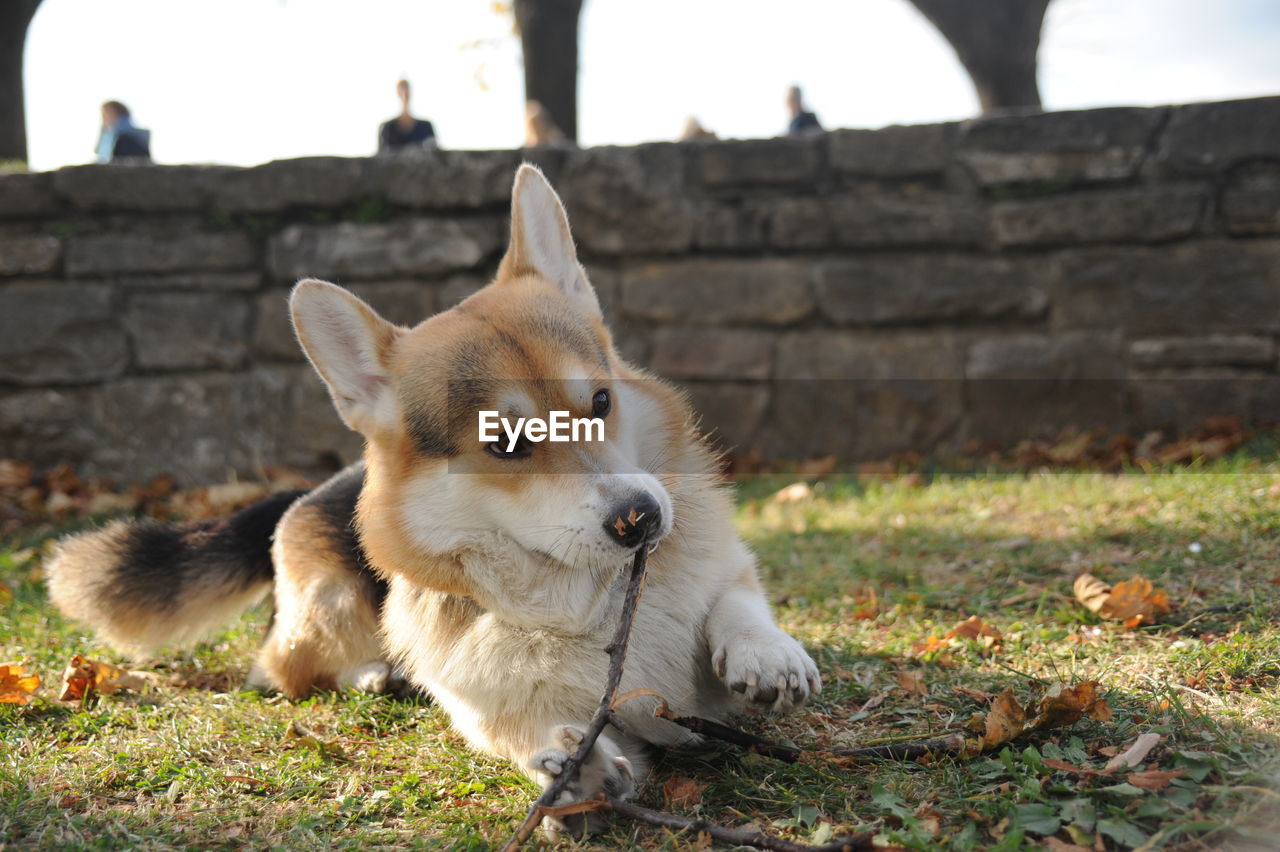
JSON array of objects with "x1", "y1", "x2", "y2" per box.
[
  {"x1": 378, "y1": 79, "x2": 437, "y2": 154},
  {"x1": 96, "y1": 101, "x2": 151, "y2": 163},
  {"x1": 522, "y1": 100, "x2": 570, "y2": 148},
  {"x1": 678, "y1": 115, "x2": 717, "y2": 141},
  {"x1": 785, "y1": 85, "x2": 823, "y2": 136}
]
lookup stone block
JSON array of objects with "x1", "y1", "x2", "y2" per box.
[
  {"x1": 1129, "y1": 373, "x2": 1280, "y2": 432},
  {"x1": 958, "y1": 106, "x2": 1164, "y2": 186},
  {"x1": 1221, "y1": 163, "x2": 1280, "y2": 235},
  {"x1": 213, "y1": 157, "x2": 370, "y2": 212},
  {"x1": 815, "y1": 255, "x2": 1049, "y2": 326},
  {"x1": 1052, "y1": 241, "x2": 1280, "y2": 336},
  {"x1": 0, "y1": 234, "x2": 60, "y2": 276},
  {"x1": 374, "y1": 149, "x2": 521, "y2": 208},
  {"x1": 991, "y1": 185, "x2": 1206, "y2": 247},
  {"x1": 0, "y1": 282, "x2": 128, "y2": 385},
  {"x1": 1129, "y1": 336, "x2": 1274, "y2": 370},
  {"x1": 124, "y1": 292, "x2": 251, "y2": 370},
  {"x1": 559, "y1": 144, "x2": 694, "y2": 254},
  {"x1": 66, "y1": 231, "x2": 256, "y2": 276},
  {"x1": 53, "y1": 164, "x2": 232, "y2": 211},
  {"x1": 345, "y1": 280, "x2": 438, "y2": 327},
  {"x1": 694, "y1": 202, "x2": 768, "y2": 251},
  {"x1": 0, "y1": 172, "x2": 61, "y2": 219},
  {"x1": 965, "y1": 331, "x2": 1126, "y2": 442},
  {"x1": 89, "y1": 370, "x2": 300, "y2": 483},
  {"x1": 649, "y1": 327, "x2": 774, "y2": 380},
  {"x1": 768, "y1": 331, "x2": 964, "y2": 460},
  {"x1": 253, "y1": 290, "x2": 303, "y2": 361},
  {"x1": 1156, "y1": 97, "x2": 1280, "y2": 174},
  {"x1": 117, "y1": 272, "x2": 261, "y2": 290},
  {"x1": 680, "y1": 382, "x2": 771, "y2": 456},
  {"x1": 823, "y1": 194, "x2": 988, "y2": 249},
  {"x1": 829, "y1": 123, "x2": 954, "y2": 177},
  {"x1": 621, "y1": 259, "x2": 814, "y2": 326},
  {"x1": 276, "y1": 365, "x2": 365, "y2": 474},
  {"x1": 0, "y1": 386, "x2": 104, "y2": 473},
  {"x1": 699, "y1": 137, "x2": 822, "y2": 187},
  {"x1": 268, "y1": 218, "x2": 499, "y2": 280}
]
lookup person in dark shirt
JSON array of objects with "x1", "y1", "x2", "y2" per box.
[
  {"x1": 96, "y1": 101, "x2": 152, "y2": 163},
  {"x1": 378, "y1": 79, "x2": 437, "y2": 153},
  {"x1": 786, "y1": 85, "x2": 823, "y2": 136}
]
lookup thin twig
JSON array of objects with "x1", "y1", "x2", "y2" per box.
[
  {"x1": 501, "y1": 537, "x2": 653, "y2": 852},
  {"x1": 605, "y1": 797, "x2": 877, "y2": 852}
]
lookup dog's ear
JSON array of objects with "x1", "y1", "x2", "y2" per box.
[
  {"x1": 290, "y1": 279, "x2": 403, "y2": 436},
  {"x1": 502, "y1": 164, "x2": 602, "y2": 318}
]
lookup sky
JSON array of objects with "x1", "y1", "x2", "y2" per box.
[{"x1": 22, "y1": 0, "x2": 1280, "y2": 172}]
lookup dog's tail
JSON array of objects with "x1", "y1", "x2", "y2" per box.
[{"x1": 45, "y1": 488, "x2": 308, "y2": 658}]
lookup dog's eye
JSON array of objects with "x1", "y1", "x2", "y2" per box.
[
  {"x1": 592, "y1": 389, "x2": 611, "y2": 418},
  {"x1": 486, "y1": 436, "x2": 532, "y2": 460}
]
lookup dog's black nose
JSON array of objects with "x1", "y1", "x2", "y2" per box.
[{"x1": 604, "y1": 493, "x2": 662, "y2": 549}]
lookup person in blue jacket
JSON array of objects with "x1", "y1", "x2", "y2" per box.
[
  {"x1": 96, "y1": 101, "x2": 151, "y2": 163},
  {"x1": 785, "y1": 85, "x2": 823, "y2": 136},
  {"x1": 378, "y1": 79, "x2": 437, "y2": 153}
]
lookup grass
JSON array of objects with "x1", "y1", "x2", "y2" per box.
[{"x1": 3, "y1": 454, "x2": 1280, "y2": 850}]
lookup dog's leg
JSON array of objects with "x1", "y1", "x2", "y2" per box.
[
  {"x1": 527, "y1": 724, "x2": 638, "y2": 836},
  {"x1": 705, "y1": 551, "x2": 822, "y2": 712}
]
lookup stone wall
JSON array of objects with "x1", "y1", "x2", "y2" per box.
[{"x1": 1, "y1": 96, "x2": 1278, "y2": 483}]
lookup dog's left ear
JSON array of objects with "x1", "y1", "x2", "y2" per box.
[{"x1": 501, "y1": 164, "x2": 602, "y2": 319}]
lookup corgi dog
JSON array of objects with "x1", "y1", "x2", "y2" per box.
[{"x1": 46, "y1": 165, "x2": 821, "y2": 808}]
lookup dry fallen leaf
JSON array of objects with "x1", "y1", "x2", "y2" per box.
[
  {"x1": 0, "y1": 659, "x2": 41, "y2": 705},
  {"x1": 1043, "y1": 837, "x2": 1094, "y2": 852},
  {"x1": 771, "y1": 482, "x2": 813, "y2": 504},
  {"x1": 896, "y1": 670, "x2": 928, "y2": 699},
  {"x1": 1104, "y1": 732, "x2": 1162, "y2": 772},
  {"x1": 947, "y1": 615, "x2": 1004, "y2": 651},
  {"x1": 1031, "y1": 681, "x2": 1112, "y2": 729},
  {"x1": 1073, "y1": 573, "x2": 1171, "y2": 626},
  {"x1": 953, "y1": 686, "x2": 994, "y2": 703},
  {"x1": 0, "y1": 580, "x2": 12, "y2": 606},
  {"x1": 59, "y1": 654, "x2": 145, "y2": 701},
  {"x1": 1127, "y1": 769, "x2": 1183, "y2": 791},
  {"x1": 980, "y1": 688, "x2": 1029, "y2": 749},
  {"x1": 662, "y1": 776, "x2": 704, "y2": 809}
]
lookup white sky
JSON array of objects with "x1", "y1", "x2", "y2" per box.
[{"x1": 23, "y1": 0, "x2": 1280, "y2": 172}]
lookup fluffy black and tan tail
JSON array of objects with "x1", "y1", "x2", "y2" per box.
[{"x1": 45, "y1": 489, "x2": 308, "y2": 657}]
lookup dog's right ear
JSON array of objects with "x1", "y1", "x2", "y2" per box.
[{"x1": 290, "y1": 279, "x2": 403, "y2": 436}]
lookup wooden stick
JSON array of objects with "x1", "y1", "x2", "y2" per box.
[
  {"x1": 605, "y1": 797, "x2": 877, "y2": 852},
  {"x1": 500, "y1": 538, "x2": 653, "y2": 852}
]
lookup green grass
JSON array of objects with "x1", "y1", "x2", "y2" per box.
[{"x1": 3, "y1": 457, "x2": 1280, "y2": 850}]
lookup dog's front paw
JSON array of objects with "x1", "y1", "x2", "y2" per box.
[
  {"x1": 528, "y1": 726, "x2": 635, "y2": 837},
  {"x1": 713, "y1": 629, "x2": 822, "y2": 712}
]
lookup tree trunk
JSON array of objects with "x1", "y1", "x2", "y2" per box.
[
  {"x1": 906, "y1": 0, "x2": 1050, "y2": 114},
  {"x1": 0, "y1": 0, "x2": 43, "y2": 163},
  {"x1": 513, "y1": 0, "x2": 583, "y2": 143}
]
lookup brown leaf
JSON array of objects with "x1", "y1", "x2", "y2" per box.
[
  {"x1": 1127, "y1": 769, "x2": 1183, "y2": 791},
  {"x1": 0, "y1": 580, "x2": 12, "y2": 606},
  {"x1": 1104, "y1": 732, "x2": 1162, "y2": 772},
  {"x1": 771, "y1": 482, "x2": 813, "y2": 504},
  {"x1": 1073, "y1": 573, "x2": 1171, "y2": 626},
  {"x1": 910, "y1": 635, "x2": 948, "y2": 657},
  {"x1": 0, "y1": 659, "x2": 41, "y2": 705},
  {"x1": 946, "y1": 615, "x2": 1004, "y2": 651},
  {"x1": 662, "y1": 775, "x2": 704, "y2": 809},
  {"x1": 859, "y1": 691, "x2": 890, "y2": 712},
  {"x1": 1043, "y1": 758, "x2": 1109, "y2": 777},
  {"x1": 1029, "y1": 681, "x2": 1111, "y2": 729},
  {"x1": 980, "y1": 688, "x2": 1028, "y2": 748},
  {"x1": 896, "y1": 670, "x2": 928, "y2": 699},
  {"x1": 1043, "y1": 837, "x2": 1094, "y2": 852},
  {"x1": 59, "y1": 654, "x2": 145, "y2": 701}
]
